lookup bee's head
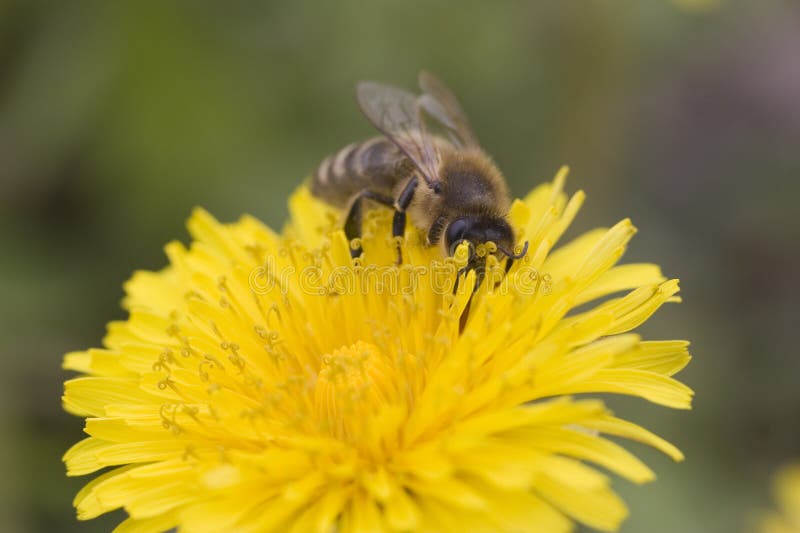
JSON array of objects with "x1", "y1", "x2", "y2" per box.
[{"x1": 444, "y1": 215, "x2": 529, "y2": 264}]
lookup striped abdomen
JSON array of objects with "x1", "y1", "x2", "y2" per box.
[{"x1": 310, "y1": 136, "x2": 413, "y2": 208}]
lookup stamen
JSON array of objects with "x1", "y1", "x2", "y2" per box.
[{"x1": 313, "y1": 341, "x2": 397, "y2": 443}]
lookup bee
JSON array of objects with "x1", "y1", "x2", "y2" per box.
[{"x1": 311, "y1": 71, "x2": 528, "y2": 271}]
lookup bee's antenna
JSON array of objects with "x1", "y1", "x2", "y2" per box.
[{"x1": 499, "y1": 241, "x2": 529, "y2": 260}]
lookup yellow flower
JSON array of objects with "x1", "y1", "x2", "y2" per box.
[
  {"x1": 63, "y1": 167, "x2": 693, "y2": 533},
  {"x1": 759, "y1": 464, "x2": 800, "y2": 533}
]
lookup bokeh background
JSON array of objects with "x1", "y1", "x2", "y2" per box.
[{"x1": 1, "y1": 1, "x2": 798, "y2": 532}]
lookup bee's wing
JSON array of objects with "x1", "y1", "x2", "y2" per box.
[
  {"x1": 356, "y1": 81, "x2": 442, "y2": 190},
  {"x1": 418, "y1": 70, "x2": 480, "y2": 149}
]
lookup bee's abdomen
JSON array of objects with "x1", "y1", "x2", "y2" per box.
[{"x1": 311, "y1": 137, "x2": 409, "y2": 208}]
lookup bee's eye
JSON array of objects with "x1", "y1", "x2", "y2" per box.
[{"x1": 445, "y1": 217, "x2": 473, "y2": 253}]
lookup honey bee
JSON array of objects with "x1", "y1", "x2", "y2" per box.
[{"x1": 311, "y1": 71, "x2": 528, "y2": 271}]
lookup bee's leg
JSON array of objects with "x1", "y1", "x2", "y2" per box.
[
  {"x1": 344, "y1": 190, "x2": 395, "y2": 258},
  {"x1": 453, "y1": 266, "x2": 468, "y2": 332},
  {"x1": 426, "y1": 215, "x2": 447, "y2": 246},
  {"x1": 454, "y1": 264, "x2": 484, "y2": 334},
  {"x1": 504, "y1": 258, "x2": 516, "y2": 275},
  {"x1": 392, "y1": 177, "x2": 419, "y2": 264}
]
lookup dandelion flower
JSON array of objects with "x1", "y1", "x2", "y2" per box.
[
  {"x1": 759, "y1": 463, "x2": 800, "y2": 533},
  {"x1": 63, "y1": 167, "x2": 693, "y2": 532}
]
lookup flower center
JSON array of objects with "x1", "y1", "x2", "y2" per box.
[{"x1": 314, "y1": 341, "x2": 398, "y2": 442}]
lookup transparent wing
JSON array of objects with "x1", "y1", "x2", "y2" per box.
[
  {"x1": 418, "y1": 70, "x2": 480, "y2": 149},
  {"x1": 356, "y1": 81, "x2": 442, "y2": 189}
]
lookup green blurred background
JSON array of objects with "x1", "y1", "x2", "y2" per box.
[{"x1": 1, "y1": 1, "x2": 798, "y2": 532}]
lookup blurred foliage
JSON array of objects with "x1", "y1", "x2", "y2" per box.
[{"x1": 1, "y1": 1, "x2": 799, "y2": 532}]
